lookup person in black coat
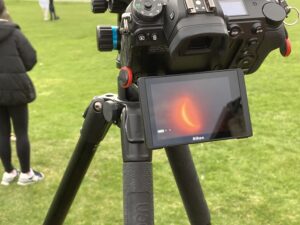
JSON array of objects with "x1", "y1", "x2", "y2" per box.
[{"x1": 0, "y1": 1, "x2": 44, "y2": 186}]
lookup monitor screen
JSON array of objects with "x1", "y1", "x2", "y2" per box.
[
  {"x1": 219, "y1": 0, "x2": 248, "y2": 16},
  {"x1": 138, "y1": 69, "x2": 252, "y2": 149}
]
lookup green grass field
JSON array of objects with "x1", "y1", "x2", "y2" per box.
[{"x1": 0, "y1": 1, "x2": 299, "y2": 224}]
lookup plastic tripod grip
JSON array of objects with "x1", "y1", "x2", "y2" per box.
[{"x1": 123, "y1": 162, "x2": 154, "y2": 225}]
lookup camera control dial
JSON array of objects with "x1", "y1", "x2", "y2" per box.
[
  {"x1": 263, "y1": 3, "x2": 286, "y2": 27},
  {"x1": 133, "y1": 0, "x2": 163, "y2": 21}
]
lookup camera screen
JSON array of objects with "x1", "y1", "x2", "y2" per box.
[
  {"x1": 138, "y1": 70, "x2": 252, "y2": 149},
  {"x1": 219, "y1": 0, "x2": 248, "y2": 16}
]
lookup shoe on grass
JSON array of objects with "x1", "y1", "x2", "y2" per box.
[
  {"x1": 17, "y1": 169, "x2": 44, "y2": 186},
  {"x1": 1, "y1": 169, "x2": 19, "y2": 186}
]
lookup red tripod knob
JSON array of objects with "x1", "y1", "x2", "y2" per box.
[{"x1": 119, "y1": 66, "x2": 133, "y2": 88}]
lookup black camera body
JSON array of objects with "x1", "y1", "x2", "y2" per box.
[
  {"x1": 96, "y1": 0, "x2": 290, "y2": 76},
  {"x1": 120, "y1": 0, "x2": 288, "y2": 74}
]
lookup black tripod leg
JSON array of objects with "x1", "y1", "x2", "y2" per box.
[
  {"x1": 123, "y1": 161, "x2": 153, "y2": 225},
  {"x1": 43, "y1": 98, "x2": 112, "y2": 225},
  {"x1": 165, "y1": 145, "x2": 211, "y2": 225},
  {"x1": 120, "y1": 104, "x2": 154, "y2": 225}
]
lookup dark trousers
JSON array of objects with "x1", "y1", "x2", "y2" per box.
[
  {"x1": 49, "y1": 0, "x2": 58, "y2": 20},
  {"x1": 0, "y1": 104, "x2": 30, "y2": 173}
]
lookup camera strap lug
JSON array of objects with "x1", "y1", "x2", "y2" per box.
[
  {"x1": 120, "y1": 13, "x2": 132, "y2": 34},
  {"x1": 276, "y1": 0, "x2": 299, "y2": 26},
  {"x1": 284, "y1": 6, "x2": 300, "y2": 26}
]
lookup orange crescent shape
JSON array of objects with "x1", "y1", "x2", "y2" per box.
[{"x1": 181, "y1": 101, "x2": 198, "y2": 128}]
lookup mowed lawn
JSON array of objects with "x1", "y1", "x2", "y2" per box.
[{"x1": 1, "y1": 1, "x2": 299, "y2": 225}]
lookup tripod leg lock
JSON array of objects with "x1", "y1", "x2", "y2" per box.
[
  {"x1": 122, "y1": 102, "x2": 145, "y2": 143},
  {"x1": 80, "y1": 97, "x2": 113, "y2": 143},
  {"x1": 81, "y1": 94, "x2": 125, "y2": 142},
  {"x1": 120, "y1": 102, "x2": 152, "y2": 162}
]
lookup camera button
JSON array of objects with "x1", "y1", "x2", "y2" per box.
[
  {"x1": 252, "y1": 23, "x2": 263, "y2": 35},
  {"x1": 169, "y1": 11, "x2": 175, "y2": 20},
  {"x1": 242, "y1": 50, "x2": 250, "y2": 56},
  {"x1": 248, "y1": 38, "x2": 258, "y2": 46},
  {"x1": 229, "y1": 26, "x2": 241, "y2": 37},
  {"x1": 151, "y1": 33, "x2": 158, "y2": 41},
  {"x1": 138, "y1": 34, "x2": 146, "y2": 41},
  {"x1": 144, "y1": 1, "x2": 152, "y2": 10},
  {"x1": 238, "y1": 56, "x2": 254, "y2": 69}
]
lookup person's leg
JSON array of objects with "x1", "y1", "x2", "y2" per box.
[
  {"x1": 49, "y1": 0, "x2": 59, "y2": 20},
  {"x1": 9, "y1": 104, "x2": 44, "y2": 185},
  {"x1": 49, "y1": 1, "x2": 54, "y2": 20},
  {"x1": 0, "y1": 106, "x2": 14, "y2": 172},
  {"x1": 9, "y1": 104, "x2": 30, "y2": 173},
  {"x1": 43, "y1": 8, "x2": 49, "y2": 21},
  {"x1": 53, "y1": 6, "x2": 60, "y2": 20},
  {"x1": 39, "y1": 0, "x2": 49, "y2": 20}
]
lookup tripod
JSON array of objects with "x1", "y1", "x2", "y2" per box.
[{"x1": 43, "y1": 84, "x2": 211, "y2": 225}]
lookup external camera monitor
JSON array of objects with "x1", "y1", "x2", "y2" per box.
[{"x1": 138, "y1": 69, "x2": 252, "y2": 149}]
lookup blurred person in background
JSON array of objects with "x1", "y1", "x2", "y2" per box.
[
  {"x1": 49, "y1": 0, "x2": 59, "y2": 20},
  {"x1": 39, "y1": 0, "x2": 49, "y2": 21},
  {"x1": 0, "y1": 0, "x2": 44, "y2": 186},
  {"x1": 0, "y1": 0, "x2": 11, "y2": 21}
]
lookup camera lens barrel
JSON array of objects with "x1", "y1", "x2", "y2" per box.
[{"x1": 96, "y1": 26, "x2": 119, "y2": 51}]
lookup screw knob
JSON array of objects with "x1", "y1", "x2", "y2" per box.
[
  {"x1": 108, "y1": 0, "x2": 128, "y2": 13},
  {"x1": 91, "y1": 0, "x2": 108, "y2": 13},
  {"x1": 96, "y1": 26, "x2": 119, "y2": 51}
]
